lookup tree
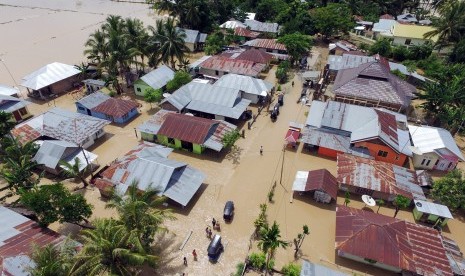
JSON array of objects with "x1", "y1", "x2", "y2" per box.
[
  {"x1": 105, "y1": 180, "x2": 175, "y2": 250},
  {"x1": 254, "y1": 203, "x2": 268, "y2": 235},
  {"x1": 293, "y1": 225, "x2": 309, "y2": 258},
  {"x1": 20, "y1": 183, "x2": 93, "y2": 227},
  {"x1": 166, "y1": 71, "x2": 192, "y2": 92},
  {"x1": 204, "y1": 30, "x2": 226, "y2": 55},
  {"x1": 0, "y1": 111, "x2": 15, "y2": 137},
  {"x1": 151, "y1": 18, "x2": 189, "y2": 69},
  {"x1": 408, "y1": 42, "x2": 433, "y2": 60},
  {"x1": 281, "y1": 262, "x2": 301, "y2": 276},
  {"x1": 391, "y1": 45, "x2": 410, "y2": 61},
  {"x1": 84, "y1": 29, "x2": 108, "y2": 64},
  {"x1": 393, "y1": 195, "x2": 410, "y2": 218},
  {"x1": 258, "y1": 221, "x2": 289, "y2": 275},
  {"x1": 277, "y1": 33, "x2": 313, "y2": 66},
  {"x1": 424, "y1": 1, "x2": 465, "y2": 48},
  {"x1": 70, "y1": 219, "x2": 157, "y2": 275},
  {"x1": 449, "y1": 38, "x2": 465, "y2": 63},
  {"x1": 28, "y1": 239, "x2": 77, "y2": 276},
  {"x1": 60, "y1": 157, "x2": 91, "y2": 189},
  {"x1": 256, "y1": 0, "x2": 288, "y2": 22},
  {"x1": 276, "y1": 61, "x2": 291, "y2": 84},
  {"x1": 0, "y1": 155, "x2": 39, "y2": 201},
  {"x1": 344, "y1": 191, "x2": 350, "y2": 206},
  {"x1": 369, "y1": 38, "x2": 392, "y2": 56},
  {"x1": 432, "y1": 169, "x2": 465, "y2": 210},
  {"x1": 312, "y1": 4, "x2": 354, "y2": 38},
  {"x1": 376, "y1": 199, "x2": 385, "y2": 213},
  {"x1": 222, "y1": 130, "x2": 241, "y2": 149},
  {"x1": 144, "y1": 88, "x2": 163, "y2": 108}
]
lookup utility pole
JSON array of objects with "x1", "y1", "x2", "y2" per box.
[{"x1": 280, "y1": 145, "x2": 285, "y2": 184}]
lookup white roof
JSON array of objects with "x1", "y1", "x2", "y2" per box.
[
  {"x1": 220, "y1": 20, "x2": 246, "y2": 29},
  {"x1": 214, "y1": 73, "x2": 273, "y2": 96},
  {"x1": 0, "y1": 84, "x2": 20, "y2": 96},
  {"x1": 292, "y1": 171, "x2": 309, "y2": 192},
  {"x1": 140, "y1": 65, "x2": 175, "y2": 90},
  {"x1": 372, "y1": 19, "x2": 396, "y2": 34},
  {"x1": 246, "y1": 13, "x2": 256, "y2": 20},
  {"x1": 21, "y1": 62, "x2": 80, "y2": 90},
  {"x1": 408, "y1": 125, "x2": 465, "y2": 161},
  {"x1": 414, "y1": 200, "x2": 453, "y2": 219}
]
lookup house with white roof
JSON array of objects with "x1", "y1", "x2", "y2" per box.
[
  {"x1": 134, "y1": 65, "x2": 175, "y2": 96},
  {"x1": 408, "y1": 125, "x2": 464, "y2": 171},
  {"x1": 213, "y1": 73, "x2": 274, "y2": 104},
  {"x1": 372, "y1": 19, "x2": 396, "y2": 39}
]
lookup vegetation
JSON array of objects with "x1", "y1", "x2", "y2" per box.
[
  {"x1": 369, "y1": 38, "x2": 392, "y2": 57},
  {"x1": 166, "y1": 71, "x2": 192, "y2": 92},
  {"x1": 144, "y1": 88, "x2": 163, "y2": 108},
  {"x1": 0, "y1": 111, "x2": 15, "y2": 137},
  {"x1": 60, "y1": 157, "x2": 91, "y2": 189},
  {"x1": 432, "y1": 169, "x2": 465, "y2": 210},
  {"x1": 277, "y1": 33, "x2": 313, "y2": 66},
  {"x1": 254, "y1": 203, "x2": 268, "y2": 234},
  {"x1": 258, "y1": 221, "x2": 289, "y2": 275},
  {"x1": 233, "y1": 262, "x2": 245, "y2": 276},
  {"x1": 376, "y1": 199, "x2": 385, "y2": 214},
  {"x1": 311, "y1": 4, "x2": 354, "y2": 38},
  {"x1": 293, "y1": 225, "x2": 309, "y2": 257},
  {"x1": 276, "y1": 61, "x2": 291, "y2": 84},
  {"x1": 204, "y1": 29, "x2": 237, "y2": 55},
  {"x1": 393, "y1": 195, "x2": 410, "y2": 218},
  {"x1": 222, "y1": 129, "x2": 241, "y2": 149},
  {"x1": 248, "y1": 252, "x2": 267, "y2": 270},
  {"x1": 282, "y1": 262, "x2": 301, "y2": 276},
  {"x1": 344, "y1": 191, "x2": 350, "y2": 206},
  {"x1": 29, "y1": 239, "x2": 77, "y2": 276}
]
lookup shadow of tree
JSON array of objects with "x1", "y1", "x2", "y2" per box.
[
  {"x1": 151, "y1": 231, "x2": 185, "y2": 276},
  {"x1": 225, "y1": 146, "x2": 243, "y2": 165}
]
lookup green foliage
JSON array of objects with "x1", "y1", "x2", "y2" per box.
[
  {"x1": 276, "y1": 61, "x2": 291, "y2": 84},
  {"x1": 233, "y1": 262, "x2": 245, "y2": 276},
  {"x1": 254, "y1": 203, "x2": 268, "y2": 234},
  {"x1": 29, "y1": 239, "x2": 77, "y2": 276},
  {"x1": 20, "y1": 183, "x2": 93, "y2": 227},
  {"x1": 108, "y1": 91, "x2": 116, "y2": 97},
  {"x1": 222, "y1": 129, "x2": 241, "y2": 149},
  {"x1": 166, "y1": 71, "x2": 192, "y2": 92},
  {"x1": 267, "y1": 190, "x2": 274, "y2": 202},
  {"x1": 204, "y1": 31, "x2": 225, "y2": 55},
  {"x1": 60, "y1": 157, "x2": 90, "y2": 188},
  {"x1": 258, "y1": 221, "x2": 289, "y2": 274},
  {"x1": 432, "y1": 169, "x2": 465, "y2": 210},
  {"x1": 256, "y1": 0, "x2": 288, "y2": 22},
  {"x1": 391, "y1": 69, "x2": 407, "y2": 80},
  {"x1": 0, "y1": 111, "x2": 15, "y2": 137},
  {"x1": 369, "y1": 38, "x2": 392, "y2": 56},
  {"x1": 275, "y1": 1, "x2": 316, "y2": 35},
  {"x1": 376, "y1": 199, "x2": 385, "y2": 213},
  {"x1": 277, "y1": 33, "x2": 313, "y2": 65},
  {"x1": 282, "y1": 262, "x2": 301, "y2": 276},
  {"x1": 344, "y1": 191, "x2": 350, "y2": 206},
  {"x1": 424, "y1": 1, "x2": 465, "y2": 47},
  {"x1": 408, "y1": 43, "x2": 433, "y2": 60},
  {"x1": 144, "y1": 88, "x2": 163, "y2": 108},
  {"x1": 392, "y1": 46, "x2": 410, "y2": 61},
  {"x1": 393, "y1": 194, "x2": 410, "y2": 217},
  {"x1": 449, "y1": 38, "x2": 465, "y2": 63},
  {"x1": 277, "y1": 84, "x2": 282, "y2": 91},
  {"x1": 153, "y1": 18, "x2": 190, "y2": 69},
  {"x1": 312, "y1": 4, "x2": 354, "y2": 38},
  {"x1": 293, "y1": 225, "x2": 309, "y2": 256},
  {"x1": 358, "y1": 42, "x2": 369, "y2": 51},
  {"x1": 249, "y1": 252, "x2": 267, "y2": 270}
]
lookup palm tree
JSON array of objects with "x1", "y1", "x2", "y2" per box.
[
  {"x1": 393, "y1": 195, "x2": 410, "y2": 218},
  {"x1": 60, "y1": 157, "x2": 90, "y2": 189},
  {"x1": 0, "y1": 137, "x2": 38, "y2": 164},
  {"x1": 29, "y1": 240, "x2": 76, "y2": 276},
  {"x1": 183, "y1": 0, "x2": 201, "y2": 29},
  {"x1": 424, "y1": 2, "x2": 465, "y2": 49},
  {"x1": 125, "y1": 18, "x2": 150, "y2": 72},
  {"x1": 152, "y1": 18, "x2": 189, "y2": 69},
  {"x1": 105, "y1": 180, "x2": 175, "y2": 250},
  {"x1": 84, "y1": 29, "x2": 108, "y2": 64},
  {"x1": 258, "y1": 221, "x2": 289, "y2": 275},
  {"x1": 70, "y1": 219, "x2": 157, "y2": 276},
  {"x1": 0, "y1": 156, "x2": 38, "y2": 199}
]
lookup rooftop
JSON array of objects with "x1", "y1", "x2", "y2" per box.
[
  {"x1": 21, "y1": 62, "x2": 80, "y2": 91},
  {"x1": 0, "y1": 94, "x2": 30, "y2": 113},
  {"x1": 199, "y1": 56, "x2": 266, "y2": 77},
  {"x1": 214, "y1": 73, "x2": 273, "y2": 96},
  {"x1": 0, "y1": 84, "x2": 20, "y2": 96},
  {"x1": 76, "y1": 91, "x2": 111, "y2": 110},
  {"x1": 391, "y1": 23, "x2": 438, "y2": 42},
  {"x1": 219, "y1": 20, "x2": 247, "y2": 29},
  {"x1": 140, "y1": 65, "x2": 175, "y2": 90},
  {"x1": 243, "y1": 39, "x2": 287, "y2": 51},
  {"x1": 292, "y1": 169, "x2": 338, "y2": 200},
  {"x1": 92, "y1": 97, "x2": 139, "y2": 118},
  {"x1": 234, "y1": 48, "x2": 274, "y2": 64},
  {"x1": 234, "y1": 27, "x2": 260, "y2": 38},
  {"x1": 414, "y1": 200, "x2": 453, "y2": 219},
  {"x1": 244, "y1": 19, "x2": 280, "y2": 33},
  {"x1": 327, "y1": 54, "x2": 375, "y2": 71}
]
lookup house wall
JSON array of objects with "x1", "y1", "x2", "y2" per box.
[
  {"x1": 75, "y1": 102, "x2": 91, "y2": 116},
  {"x1": 185, "y1": 42, "x2": 196, "y2": 52},
  {"x1": 133, "y1": 80, "x2": 153, "y2": 97},
  {"x1": 160, "y1": 102, "x2": 182, "y2": 112},
  {"x1": 317, "y1": 147, "x2": 342, "y2": 159},
  {"x1": 141, "y1": 132, "x2": 156, "y2": 142},
  {"x1": 355, "y1": 141, "x2": 407, "y2": 166},
  {"x1": 199, "y1": 68, "x2": 226, "y2": 78},
  {"x1": 413, "y1": 208, "x2": 449, "y2": 226},
  {"x1": 334, "y1": 95, "x2": 403, "y2": 113},
  {"x1": 10, "y1": 107, "x2": 32, "y2": 122},
  {"x1": 412, "y1": 152, "x2": 438, "y2": 170},
  {"x1": 337, "y1": 251, "x2": 402, "y2": 273},
  {"x1": 340, "y1": 184, "x2": 392, "y2": 202},
  {"x1": 242, "y1": 92, "x2": 259, "y2": 104},
  {"x1": 157, "y1": 134, "x2": 204, "y2": 154},
  {"x1": 80, "y1": 128, "x2": 106, "y2": 149},
  {"x1": 49, "y1": 75, "x2": 80, "y2": 94},
  {"x1": 392, "y1": 36, "x2": 431, "y2": 47},
  {"x1": 113, "y1": 108, "x2": 139, "y2": 124}
]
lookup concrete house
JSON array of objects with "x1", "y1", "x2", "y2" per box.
[
  {"x1": 413, "y1": 199, "x2": 453, "y2": 227},
  {"x1": 214, "y1": 73, "x2": 273, "y2": 104},
  {"x1": 384, "y1": 23, "x2": 438, "y2": 47},
  {"x1": 82, "y1": 79, "x2": 106, "y2": 94},
  {"x1": 176, "y1": 28, "x2": 207, "y2": 52},
  {"x1": 372, "y1": 19, "x2": 396, "y2": 39},
  {"x1": 76, "y1": 91, "x2": 139, "y2": 124},
  {"x1": 137, "y1": 110, "x2": 237, "y2": 154},
  {"x1": 133, "y1": 65, "x2": 175, "y2": 96},
  {"x1": 0, "y1": 94, "x2": 32, "y2": 123},
  {"x1": 408, "y1": 125, "x2": 465, "y2": 171},
  {"x1": 11, "y1": 107, "x2": 110, "y2": 149}
]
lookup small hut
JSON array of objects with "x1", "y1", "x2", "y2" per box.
[
  {"x1": 413, "y1": 200, "x2": 453, "y2": 227},
  {"x1": 292, "y1": 169, "x2": 338, "y2": 204}
]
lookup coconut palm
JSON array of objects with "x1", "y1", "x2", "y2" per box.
[
  {"x1": 183, "y1": 0, "x2": 201, "y2": 29},
  {"x1": 125, "y1": 18, "x2": 149, "y2": 71},
  {"x1": 0, "y1": 137, "x2": 38, "y2": 164},
  {"x1": 60, "y1": 157, "x2": 90, "y2": 189},
  {"x1": 83, "y1": 30, "x2": 108, "y2": 64},
  {"x1": 258, "y1": 221, "x2": 289, "y2": 275},
  {"x1": 70, "y1": 219, "x2": 157, "y2": 276},
  {"x1": 29, "y1": 240, "x2": 76, "y2": 276},
  {"x1": 0, "y1": 156, "x2": 38, "y2": 201},
  {"x1": 152, "y1": 18, "x2": 189, "y2": 69},
  {"x1": 424, "y1": 1, "x2": 465, "y2": 48},
  {"x1": 105, "y1": 180, "x2": 175, "y2": 250}
]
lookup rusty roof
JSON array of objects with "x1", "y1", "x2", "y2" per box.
[
  {"x1": 199, "y1": 56, "x2": 266, "y2": 77},
  {"x1": 335, "y1": 205, "x2": 453, "y2": 276},
  {"x1": 235, "y1": 48, "x2": 273, "y2": 64},
  {"x1": 337, "y1": 154, "x2": 425, "y2": 200},
  {"x1": 92, "y1": 97, "x2": 139, "y2": 118},
  {"x1": 234, "y1": 27, "x2": 260, "y2": 38},
  {"x1": 306, "y1": 169, "x2": 339, "y2": 200},
  {"x1": 243, "y1": 39, "x2": 287, "y2": 51},
  {"x1": 157, "y1": 113, "x2": 218, "y2": 145}
]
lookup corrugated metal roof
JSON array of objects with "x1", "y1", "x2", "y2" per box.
[
  {"x1": 140, "y1": 65, "x2": 175, "y2": 90},
  {"x1": 373, "y1": 19, "x2": 396, "y2": 34},
  {"x1": 0, "y1": 84, "x2": 19, "y2": 96},
  {"x1": 11, "y1": 107, "x2": 110, "y2": 146},
  {"x1": 158, "y1": 113, "x2": 217, "y2": 144},
  {"x1": 137, "y1": 109, "x2": 176, "y2": 134},
  {"x1": 176, "y1": 28, "x2": 199, "y2": 44},
  {"x1": 220, "y1": 20, "x2": 247, "y2": 29},
  {"x1": 199, "y1": 56, "x2": 266, "y2": 77},
  {"x1": 243, "y1": 39, "x2": 287, "y2": 51},
  {"x1": 199, "y1": 33, "x2": 208, "y2": 43},
  {"x1": 0, "y1": 94, "x2": 30, "y2": 113},
  {"x1": 306, "y1": 169, "x2": 338, "y2": 200},
  {"x1": 244, "y1": 20, "x2": 279, "y2": 33},
  {"x1": 414, "y1": 200, "x2": 453, "y2": 219},
  {"x1": 300, "y1": 127, "x2": 351, "y2": 153},
  {"x1": 336, "y1": 205, "x2": 453, "y2": 276},
  {"x1": 234, "y1": 27, "x2": 260, "y2": 38},
  {"x1": 408, "y1": 125, "x2": 465, "y2": 161},
  {"x1": 92, "y1": 97, "x2": 138, "y2": 118},
  {"x1": 300, "y1": 260, "x2": 349, "y2": 276},
  {"x1": 189, "y1": 55, "x2": 212, "y2": 69},
  {"x1": 235, "y1": 48, "x2": 273, "y2": 64},
  {"x1": 301, "y1": 71, "x2": 320, "y2": 81},
  {"x1": 21, "y1": 62, "x2": 80, "y2": 90},
  {"x1": 337, "y1": 154, "x2": 426, "y2": 200},
  {"x1": 33, "y1": 140, "x2": 79, "y2": 169},
  {"x1": 214, "y1": 73, "x2": 273, "y2": 96},
  {"x1": 392, "y1": 23, "x2": 438, "y2": 42},
  {"x1": 76, "y1": 91, "x2": 110, "y2": 110},
  {"x1": 327, "y1": 54, "x2": 375, "y2": 71},
  {"x1": 82, "y1": 79, "x2": 106, "y2": 86},
  {"x1": 388, "y1": 62, "x2": 426, "y2": 82}
]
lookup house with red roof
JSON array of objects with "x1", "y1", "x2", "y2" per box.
[
  {"x1": 234, "y1": 27, "x2": 260, "y2": 41},
  {"x1": 243, "y1": 39, "x2": 288, "y2": 60},
  {"x1": 292, "y1": 169, "x2": 338, "y2": 204},
  {"x1": 76, "y1": 91, "x2": 139, "y2": 124},
  {"x1": 335, "y1": 205, "x2": 461, "y2": 275}
]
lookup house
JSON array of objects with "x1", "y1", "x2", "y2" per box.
[
  {"x1": 137, "y1": 110, "x2": 236, "y2": 154},
  {"x1": 388, "y1": 61, "x2": 429, "y2": 86},
  {"x1": 413, "y1": 199, "x2": 453, "y2": 227},
  {"x1": 300, "y1": 260, "x2": 349, "y2": 276},
  {"x1": 326, "y1": 54, "x2": 375, "y2": 77},
  {"x1": 303, "y1": 101, "x2": 412, "y2": 166},
  {"x1": 94, "y1": 142, "x2": 205, "y2": 207},
  {"x1": 337, "y1": 154, "x2": 426, "y2": 202},
  {"x1": 33, "y1": 140, "x2": 98, "y2": 175},
  {"x1": 176, "y1": 28, "x2": 207, "y2": 52},
  {"x1": 230, "y1": 48, "x2": 274, "y2": 65},
  {"x1": 408, "y1": 125, "x2": 465, "y2": 171},
  {"x1": 214, "y1": 73, "x2": 274, "y2": 104},
  {"x1": 11, "y1": 107, "x2": 110, "y2": 149},
  {"x1": 82, "y1": 79, "x2": 106, "y2": 94},
  {"x1": 332, "y1": 59, "x2": 417, "y2": 112},
  {"x1": 335, "y1": 205, "x2": 456, "y2": 275},
  {"x1": 372, "y1": 19, "x2": 396, "y2": 39},
  {"x1": 396, "y1": 13, "x2": 417, "y2": 23},
  {"x1": 0, "y1": 206, "x2": 69, "y2": 276},
  {"x1": 328, "y1": 41, "x2": 358, "y2": 56},
  {"x1": 134, "y1": 65, "x2": 175, "y2": 96},
  {"x1": 292, "y1": 169, "x2": 338, "y2": 204},
  {"x1": 234, "y1": 27, "x2": 260, "y2": 41},
  {"x1": 243, "y1": 39, "x2": 288, "y2": 60},
  {"x1": 197, "y1": 55, "x2": 267, "y2": 78},
  {"x1": 21, "y1": 62, "x2": 81, "y2": 100},
  {"x1": 385, "y1": 23, "x2": 438, "y2": 47},
  {"x1": 0, "y1": 84, "x2": 20, "y2": 97},
  {"x1": 219, "y1": 20, "x2": 247, "y2": 29},
  {"x1": 76, "y1": 91, "x2": 139, "y2": 124},
  {"x1": 160, "y1": 80, "x2": 251, "y2": 121},
  {"x1": 244, "y1": 19, "x2": 280, "y2": 34},
  {"x1": 0, "y1": 95, "x2": 32, "y2": 122}
]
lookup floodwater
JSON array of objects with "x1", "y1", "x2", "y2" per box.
[{"x1": 3, "y1": 2, "x2": 465, "y2": 276}]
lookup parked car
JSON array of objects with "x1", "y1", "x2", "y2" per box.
[
  {"x1": 223, "y1": 201, "x2": 235, "y2": 221},
  {"x1": 207, "y1": 234, "x2": 224, "y2": 262}
]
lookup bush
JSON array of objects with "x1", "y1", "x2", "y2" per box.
[
  {"x1": 282, "y1": 263, "x2": 301, "y2": 276},
  {"x1": 392, "y1": 46, "x2": 410, "y2": 61},
  {"x1": 222, "y1": 129, "x2": 241, "y2": 149},
  {"x1": 166, "y1": 71, "x2": 192, "y2": 92},
  {"x1": 248, "y1": 252, "x2": 266, "y2": 270},
  {"x1": 369, "y1": 38, "x2": 392, "y2": 57},
  {"x1": 233, "y1": 262, "x2": 245, "y2": 276},
  {"x1": 144, "y1": 88, "x2": 163, "y2": 108},
  {"x1": 108, "y1": 91, "x2": 116, "y2": 97}
]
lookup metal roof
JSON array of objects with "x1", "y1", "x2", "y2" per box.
[
  {"x1": 300, "y1": 260, "x2": 349, "y2": 276},
  {"x1": 158, "y1": 113, "x2": 217, "y2": 144},
  {"x1": 11, "y1": 107, "x2": 110, "y2": 146},
  {"x1": 220, "y1": 20, "x2": 246, "y2": 29},
  {"x1": 243, "y1": 39, "x2": 287, "y2": 51},
  {"x1": 189, "y1": 55, "x2": 212, "y2": 70},
  {"x1": 392, "y1": 23, "x2": 438, "y2": 42},
  {"x1": 92, "y1": 97, "x2": 139, "y2": 118},
  {"x1": 388, "y1": 61, "x2": 426, "y2": 82},
  {"x1": 33, "y1": 140, "x2": 96, "y2": 171},
  {"x1": 0, "y1": 84, "x2": 19, "y2": 96},
  {"x1": 302, "y1": 71, "x2": 320, "y2": 81},
  {"x1": 76, "y1": 91, "x2": 110, "y2": 110},
  {"x1": 327, "y1": 54, "x2": 375, "y2": 71},
  {"x1": 396, "y1": 13, "x2": 418, "y2": 23},
  {"x1": 335, "y1": 205, "x2": 453, "y2": 276},
  {"x1": 244, "y1": 19, "x2": 279, "y2": 33},
  {"x1": 199, "y1": 56, "x2": 266, "y2": 77},
  {"x1": 414, "y1": 200, "x2": 453, "y2": 219},
  {"x1": 0, "y1": 94, "x2": 30, "y2": 113},
  {"x1": 408, "y1": 125, "x2": 465, "y2": 161},
  {"x1": 137, "y1": 109, "x2": 176, "y2": 135},
  {"x1": 234, "y1": 27, "x2": 260, "y2": 38},
  {"x1": 176, "y1": 28, "x2": 199, "y2": 44},
  {"x1": 82, "y1": 79, "x2": 106, "y2": 86},
  {"x1": 95, "y1": 142, "x2": 205, "y2": 206},
  {"x1": 234, "y1": 48, "x2": 273, "y2": 64},
  {"x1": 292, "y1": 169, "x2": 338, "y2": 200},
  {"x1": 214, "y1": 73, "x2": 273, "y2": 96},
  {"x1": 199, "y1": 33, "x2": 208, "y2": 43},
  {"x1": 21, "y1": 62, "x2": 80, "y2": 90},
  {"x1": 337, "y1": 154, "x2": 426, "y2": 200},
  {"x1": 372, "y1": 19, "x2": 396, "y2": 34},
  {"x1": 140, "y1": 65, "x2": 175, "y2": 90}
]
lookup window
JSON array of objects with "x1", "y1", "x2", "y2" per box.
[
  {"x1": 122, "y1": 113, "x2": 129, "y2": 120},
  {"x1": 215, "y1": 70, "x2": 219, "y2": 76},
  {"x1": 435, "y1": 159, "x2": 439, "y2": 166},
  {"x1": 448, "y1": 162, "x2": 454, "y2": 168},
  {"x1": 405, "y1": 39, "x2": 412, "y2": 45},
  {"x1": 78, "y1": 106, "x2": 85, "y2": 111},
  {"x1": 426, "y1": 160, "x2": 431, "y2": 166},
  {"x1": 105, "y1": 114, "x2": 114, "y2": 121},
  {"x1": 377, "y1": 150, "x2": 388, "y2": 158},
  {"x1": 19, "y1": 108, "x2": 28, "y2": 116},
  {"x1": 421, "y1": 159, "x2": 426, "y2": 165},
  {"x1": 136, "y1": 87, "x2": 141, "y2": 92}
]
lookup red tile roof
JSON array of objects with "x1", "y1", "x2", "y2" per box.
[
  {"x1": 235, "y1": 48, "x2": 273, "y2": 64},
  {"x1": 234, "y1": 27, "x2": 260, "y2": 38},
  {"x1": 336, "y1": 205, "x2": 453, "y2": 276},
  {"x1": 305, "y1": 169, "x2": 338, "y2": 200},
  {"x1": 337, "y1": 154, "x2": 425, "y2": 200},
  {"x1": 158, "y1": 113, "x2": 217, "y2": 144},
  {"x1": 92, "y1": 97, "x2": 138, "y2": 118}
]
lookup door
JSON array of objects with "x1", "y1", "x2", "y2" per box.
[
  {"x1": 12, "y1": 111, "x2": 22, "y2": 121},
  {"x1": 436, "y1": 159, "x2": 449, "y2": 171}
]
